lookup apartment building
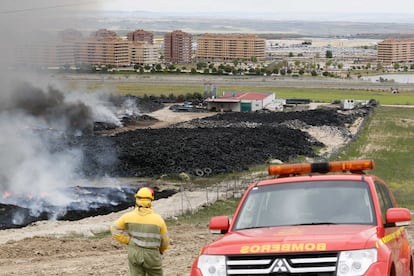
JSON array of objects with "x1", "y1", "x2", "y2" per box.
[
  {"x1": 377, "y1": 38, "x2": 414, "y2": 64},
  {"x1": 130, "y1": 42, "x2": 159, "y2": 65},
  {"x1": 75, "y1": 37, "x2": 131, "y2": 67},
  {"x1": 127, "y1": 29, "x2": 154, "y2": 45},
  {"x1": 91, "y1": 29, "x2": 118, "y2": 40},
  {"x1": 14, "y1": 29, "x2": 80, "y2": 68},
  {"x1": 14, "y1": 40, "x2": 78, "y2": 68},
  {"x1": 196, "y1": 34, "x2": 266, "y2": 62},
  {"x1": 164, "y1": 30, "x2": 192, "y2": 63}
]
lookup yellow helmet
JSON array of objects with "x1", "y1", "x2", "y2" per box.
[{"x1": 135, "y1": 187, "x2": 154, "y2": 201}]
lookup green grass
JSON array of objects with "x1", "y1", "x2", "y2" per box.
[
  {"x1": 338, "y1": 106, "x2": 414, "y2": 209},
  {"x1": 83, "y1": 83, "x2": 414, "y2": 105},
  {"x1": 166, "y1": 198, "x2": 240, "y2": 226}
]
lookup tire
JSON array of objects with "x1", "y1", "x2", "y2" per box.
[
  {"x1": 194, "y1": 168, "x2": 204, "y2": 177},
  {"x1": 203, "y1": 167, "x2": 212, "y2": 174}
]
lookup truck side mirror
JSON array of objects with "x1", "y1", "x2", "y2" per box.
[
  {"x1": 386, "y1": 208, "x2": 411, "y2": 226},
  {"x1": 209, "y1": 216, "x2": 230, "y2": 234}
]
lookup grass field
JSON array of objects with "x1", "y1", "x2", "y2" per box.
[
  {"x1": 338, "y1": 106, "x2": 414, "y2": 209},
  {"x1": 86, "y1": 83, "x2": 414, "y2": 105}
]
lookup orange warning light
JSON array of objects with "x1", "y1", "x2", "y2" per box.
[{"x1": 268, "y1": 159, "x2": 375, "y2": 176}]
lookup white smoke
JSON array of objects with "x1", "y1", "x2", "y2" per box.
[
  {"x1": 0, "y1": 109, "x2": 82, "y2": 204},
  {"x1": 0, "y1": 1, "x2": 128, "y2": 222},
  {"x1": 65, "y1": 91, "x2": 123, "y2": 127}
]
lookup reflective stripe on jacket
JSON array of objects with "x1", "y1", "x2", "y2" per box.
[{"x1": 110, "y1": 207, "x2": 169, "y2": 254}]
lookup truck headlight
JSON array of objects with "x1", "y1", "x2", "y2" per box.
[
  {"x1": 337, "y1": 248, "x2": 377, "y2": 276},
  {"x1": 197, "y1": 255, "x2": 227, "y2": 276}
]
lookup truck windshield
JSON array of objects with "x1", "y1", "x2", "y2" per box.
[{"x1": 234, "y1": 180, "x2": 375, "y2": 230}]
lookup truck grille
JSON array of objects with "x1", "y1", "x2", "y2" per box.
[{"x1": 226, "y1": 252, "x2": 338, "y2": 275}]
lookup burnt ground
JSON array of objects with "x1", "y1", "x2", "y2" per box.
[{"x1": 73, "y1": 104, "x2": 375, "y2": 178}]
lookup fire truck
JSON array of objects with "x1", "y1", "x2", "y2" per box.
[{"x1": 191, "y1": 159, "x2": 413, "y2": 276}]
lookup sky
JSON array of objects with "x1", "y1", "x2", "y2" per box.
[{"x1": 100, "y1": 0, "x2": 414, "y2": 15}]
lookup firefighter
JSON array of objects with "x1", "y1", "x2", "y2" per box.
[{"x1": 110, "y1": 187, "x2": 169, "y2": 276}]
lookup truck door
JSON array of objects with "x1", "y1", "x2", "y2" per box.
[{"x1": 375, "y1": 181, "x2": 406, "y2": 274}]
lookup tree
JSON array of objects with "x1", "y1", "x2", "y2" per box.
[
  {"x1": 196, "y1": 62, "x2": 207, "y2": 70},
  {"x1": 393, "y1": 63, "x2": 400, "y2": 70},
  {"x1": 377, "y1": 62, "x2": 383, "y2": 71},
  {"x1": 325, "y1": 60, "x2": 333, "y2": 68},
  {"x1": 325, "y1": 50, "x2": 333, "y2": 58}
]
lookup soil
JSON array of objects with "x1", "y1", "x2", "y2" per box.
[
  {"x1": 0, "y1": 184, "x2": 225, "y2": 276},
  {"x1": 0, "y1": 102, "x2": 407, "y2": 276}
]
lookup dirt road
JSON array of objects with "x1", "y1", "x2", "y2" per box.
[
  {"x1": 61, "y1": 73, "x2": 414, "y2": 91},
  {"x1": 1, "y1": 213, "x2": 413, "y2": 275},
  {"x1": 0, "y1": 189, "x2": 224, "y2": 275},
  {"x1": 0, "y1": 223, "x2": 216, "y2": 276}
]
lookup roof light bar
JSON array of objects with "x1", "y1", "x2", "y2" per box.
[{"x1": 268, "y1": 159, "x2": 375, "y2": 176}]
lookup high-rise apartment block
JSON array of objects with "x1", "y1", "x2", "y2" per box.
[
  {"x1": 164, "y1": 30, "x2": 193, "y2": 63},
  {"x1": 195, "y1": 34, "x2": 266, "y2": 62},
  {"x1": 75, "y1": 38, "x2": 131, "y2": 67},
  {"x1": 130, "y1": 42, "x2": 159, "y2": 65},
  {"x1": 91, "y1": 29, "x2": 118, "y2": 40},
  {"x1": 127, "y1": 29, "x2": 154, "y2": 45},
  {"x1": 377, "y1": 38, "x2": 414, "y2": 64}
]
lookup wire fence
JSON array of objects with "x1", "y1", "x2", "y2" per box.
[{"x1": 164, "y1": 171, "x2": 269, "y2": 217}]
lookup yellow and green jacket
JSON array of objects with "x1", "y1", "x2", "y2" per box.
[{"x1": 110, "y1": 207, "x2": 169, "y2": 254}]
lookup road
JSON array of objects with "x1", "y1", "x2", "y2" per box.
[{"x1": 57, "y1": 73, "x2": 413, "y2": 91}]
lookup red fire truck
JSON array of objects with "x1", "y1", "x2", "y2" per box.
[{"x1": 191, "y1": 159, "x2": 413, "y2": 276}]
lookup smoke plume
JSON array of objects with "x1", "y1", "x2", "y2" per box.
[{"x1": 0, "y1": 1, "x2": 126, "y2": 220}]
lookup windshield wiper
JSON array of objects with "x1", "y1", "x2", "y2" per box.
[
  {"x1": 237, "y1": 222, "x2": 338, "y2": 230},
  {"x1": 291, "y1": 222, "x2": 338, "y2": 226}
]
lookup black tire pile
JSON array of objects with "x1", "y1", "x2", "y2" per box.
[{"x1": 73, "y1": 105, "x2": 374, "y2": 178}]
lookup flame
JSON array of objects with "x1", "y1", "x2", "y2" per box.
[{"x1": 2, "y1": 191, "x2": 11, "y2": 199}]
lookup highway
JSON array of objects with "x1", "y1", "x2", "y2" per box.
[{"x1": 59, "y1": 73, "x2": 413, "y2": 91}]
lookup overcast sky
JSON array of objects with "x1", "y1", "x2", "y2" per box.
[{"x1": 101, "y1": 0, "x2": 414, "y2": 14}]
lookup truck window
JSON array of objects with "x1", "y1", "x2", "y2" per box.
[
  {"x1": 374, "y1": 181, "x2": 395, "y2": 224},
  {"x1": 233, "y1": 180, "x2": 375, "y2": 230}
]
